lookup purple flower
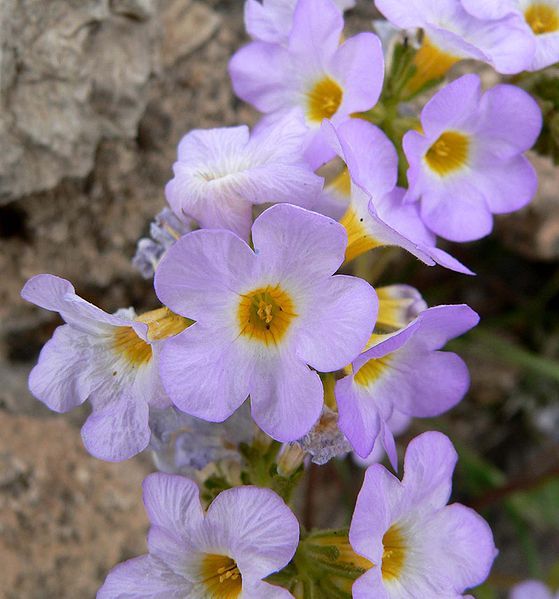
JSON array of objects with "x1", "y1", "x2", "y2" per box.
[
  {"x1": 404, "y1": 74, "x2": 542, "y2": 242},
  {"x1": 321, "y1": 118, "x2": 474, "y2": 274},
  {"x1": 155, "y1": 203, "x2": 377, "y2": 442},
  {"x1": 229, "y1": 0, "x2": 384, "y2": 167},
  {"x1": 511, "y1": 581, "x2": 559, "y2": 599},
  {"x1": 461, "y1": 0, "x2": 559, "y2": 70},
  {"x1": 98, "y1": 473, "x2": 298, "y2": 598},
  {"x1": 165, "y1": 113, "x2": 323, "y2": 241},
  {"x1": 336, "y1": 304, "x2": 479, "y2": 467},
  {"x1": 376, "y1": 285, "x2": 427, "y2": 331},
  {"x1": 353, "y1": 409, "x2": 411, "y2": 468},
  {"x1": 21, "y1": 275, "x2": 190, "y2": 461},
  {"x1": 245, "y1": 0, "x2": 356, "y2": 45},
  {"x1": 376, "y1": 0, "x2": 535, "y2": 75},
  {"x1": 349, "y1": 431, "x2": 498, "y2": 598}
]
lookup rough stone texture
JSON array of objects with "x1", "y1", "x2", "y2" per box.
[
  {"x1": 0, "y1": 0, "x2": 157, "y2": 203},
  {"x1": 0, "y1": 0, "x2": 240, "y2": 349},
  {"x1": 0, "y1": 2, "x2": 240, "y2": 596},
  {"x1": 0, "y1": 412, "x2": 151, "y2": 598}
]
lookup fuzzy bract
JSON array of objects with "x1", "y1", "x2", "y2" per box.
[
  {"x1": 149, "y1": 404, "x2": 255, "y2": 476},
  {"x1": 133, "y1": 208, "x2": 193, "y2": 279}
]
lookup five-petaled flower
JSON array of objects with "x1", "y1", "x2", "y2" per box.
[
  {"x1": 462, "y1": 0, "x2": 559, "y2": 70},
  {"x1": 404, "y1": 74, "x2": 542, "y2": 242},
  {"x1": 21, "y1": 275, "x2": 190, "y2": 461},
  {"x1": 98, "y1": 473, "x2": 299, "y2": 598},
  {"x1": 229, "y1": 0, "x2": 384, "y2": 167},
  {"x1": 165, "y1": 112, "x2": 323, "y2": 241},
  {"x1": 155, "y1": 204, "x2": 377, "y2": 441},
  {"x1": 349, "y1": 431, "x2": 498, "y2": 598},
  {"x1": 321, "y1": 118, "x2": 474, "y2": 274},
  {"x1": 336, "y1": 304, "x2": 479, "y2": 467},
  {"x1": 155, "y1": 203, "x2": 377, "y2": 442}
]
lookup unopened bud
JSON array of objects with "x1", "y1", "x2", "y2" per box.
[{"x1": 277, "y1": 443, "x2": 306, "y2": 477}]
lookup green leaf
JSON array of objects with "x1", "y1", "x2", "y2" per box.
[{"x1": 509, "y1": 478, "x2": 559, "y2": 530}]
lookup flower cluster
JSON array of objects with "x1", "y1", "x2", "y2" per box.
[{"x1": 21, "y1": 0, "x2": 552, "y2": 596}]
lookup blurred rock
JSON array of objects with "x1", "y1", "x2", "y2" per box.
[
  {"x1": 0, "y1": 0, "x2": 238, "y2": 351},
  {"x1": 161, "y1": 1, "x2": 221, "y2": 68},
  {"x1": 0, "y1": 412, "x2": 151, "y2": 598},
  {"x1": 0, "y1": 0, "x2": 158, "y2": 204}
]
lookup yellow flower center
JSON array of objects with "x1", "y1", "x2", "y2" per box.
[
  {"x1": 112, "y1": 307, "x2": 192, "y2": 367},
  {"x1": 237, "y1": 285, "x2": 297, "y2": 345},
  {"x1": 136, "y1": 307, "x2": 193, "y2": 341},
  {"x1": 354, "y1": 354, "x2": 392, "y2": 387},
  {"x1": 330, "y1": 167, "x2": 352, "y2": 198},
  {"x1": 113, "y1": 326, "x2": 153, "y2": 366},
  {"x1": 381, "y1": 524, "x2": 407, "y2": 581},
  {"x1": 525, "y1": 3, "x2": 559, "y2": 34},
  {"x1": 376, "y1": 287, "x2": 417, "y2": 331},
  {"x1": 339, "y1": 206, "x2": 382, "y2": 263},
  {"x1": 319, "y1": 533, "x2": 373, "y2": 571},
  {"x1": 200, "y1": 554, "x2": 242, "y2": 599},
  {"x1": 406, "y1": 37, "x2": 460, "y2": 96},
  {"x1": 307, "y1": 77, "x2": 343, "y2": 123},
  {"x1": 425, "y1": 131, "x2": 470, "y2": 177}
]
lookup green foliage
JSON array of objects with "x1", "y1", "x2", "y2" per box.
[
  {"x1": 238, "y1": 440, "x2": 304, "y2": 503},
  {"x1": 201, "y1": 473, "x2": 232, "y2": 503},
  {"x1": 522, "y1": 74, "x2": 559, "y2": 164},
  {"x1": 510, "y1": 478, "x2": 559, "y2": 531}
]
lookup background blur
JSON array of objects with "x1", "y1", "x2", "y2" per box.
[{"x1": 1, "y1": 1, "x2": 559, "y2": 597}]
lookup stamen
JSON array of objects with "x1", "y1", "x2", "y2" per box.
[
  {"x1": 381, "y1": 524, "x2": 407, "y2": 581},
  {"x1": 525, "y1": 3, "x2": 559, "y2": 34},
  {"x1": 307, "y1": 77, "x2": 344, "y2": 123},
  {"x1": 200, "y1": 554, "x2": 242, "y2": 598},
  {"x1": 354, "y1": 354, "x2": 392, "y2": 387},
  {"x1": 406, "y1": 37, "x2": 460, "y2": 96},
  {"x1": 424, "y1": 131, "x2": 470, "y2": 177},
  {"x1": 340, "y1": 207, "x2": 382, "y2": 263},
  {"x1": 237, "y1": 285, "x2": 297, "y2": 346},
  {"x1": 257, "y1": 300, "x2": 273, "y2": 324}
]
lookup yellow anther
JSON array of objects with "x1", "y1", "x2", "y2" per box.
[
  {"x1": 425, "y1": 131, "x2": 470, "y2": 177},
  {"x1": 257, "y1": 300, "x2": 274, "y2": 324}
]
